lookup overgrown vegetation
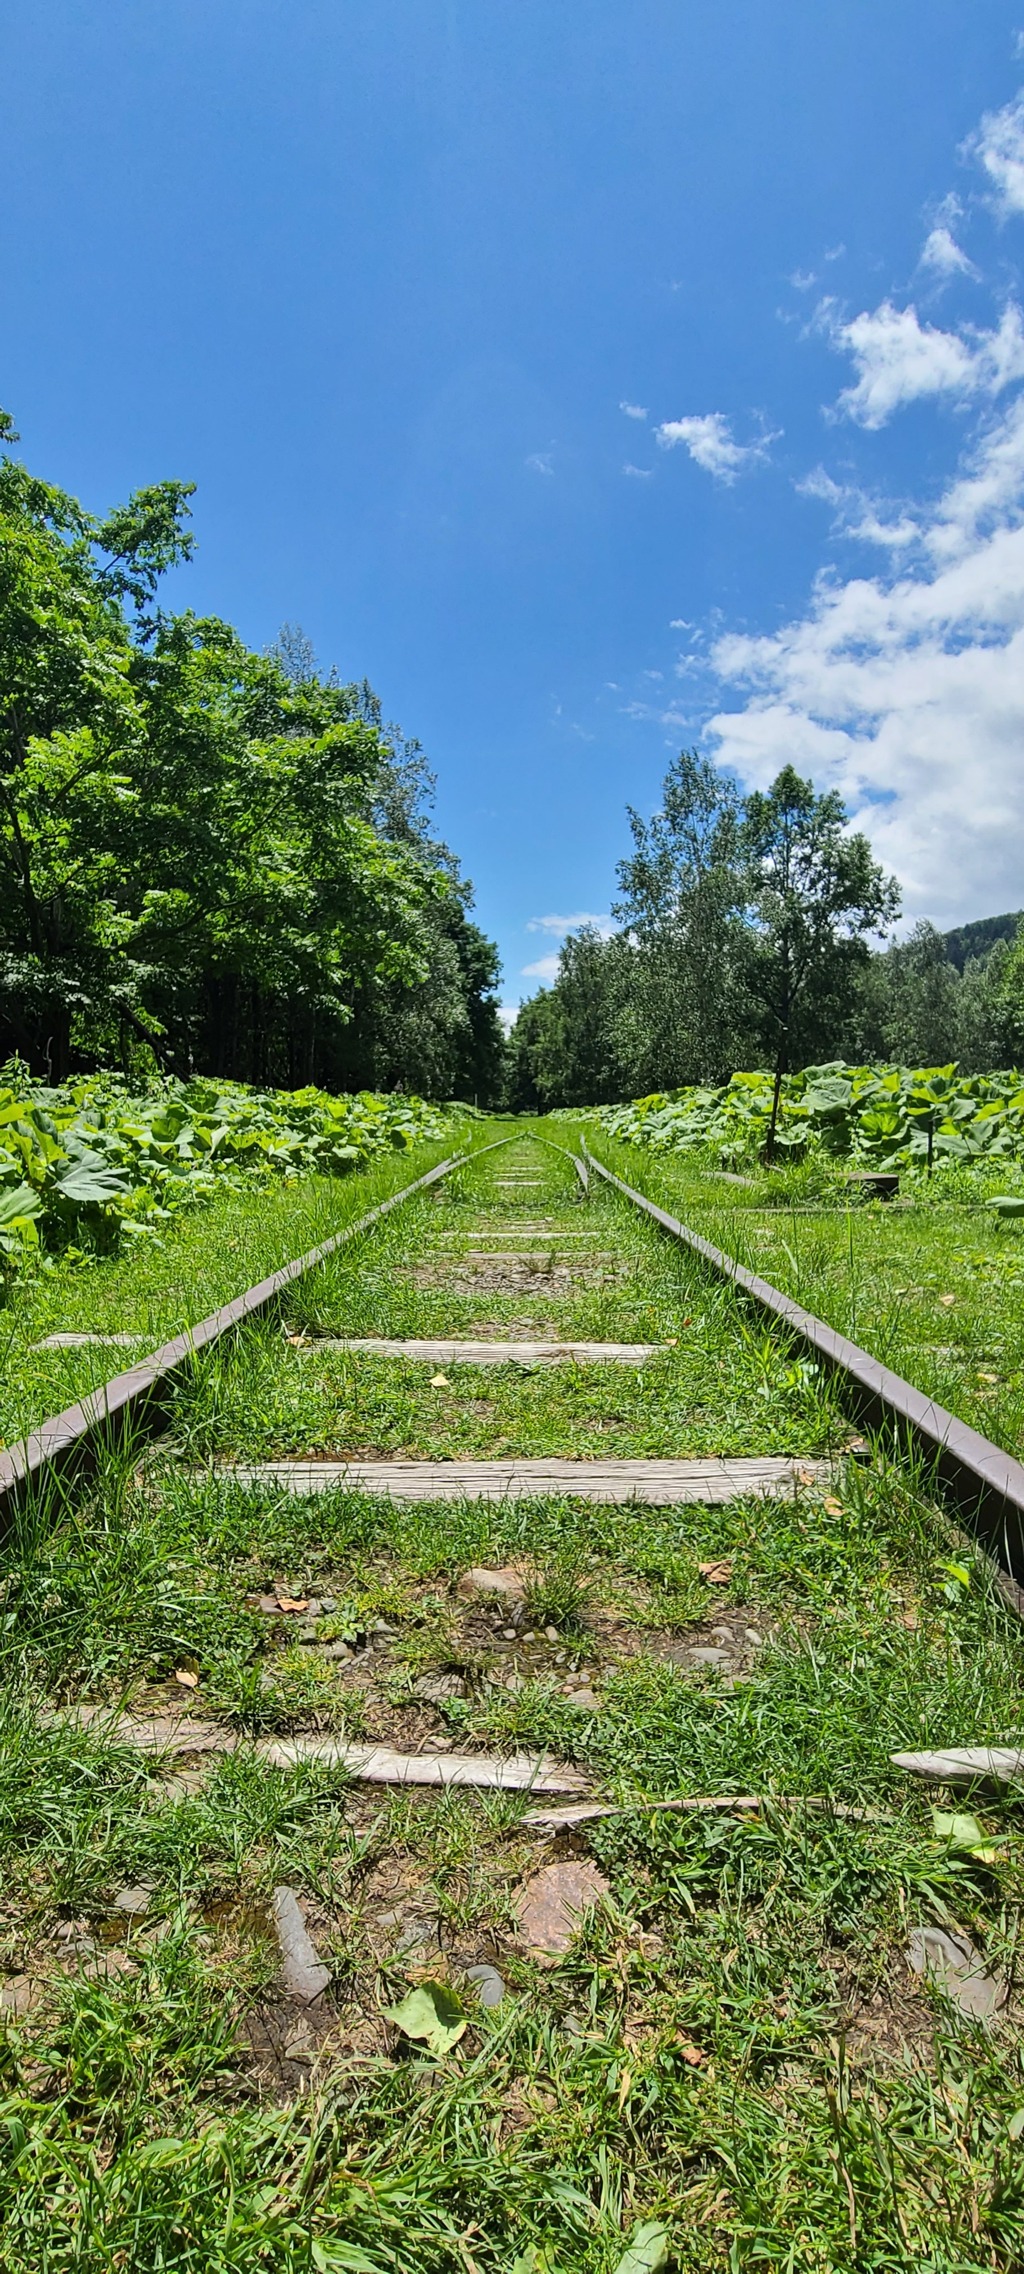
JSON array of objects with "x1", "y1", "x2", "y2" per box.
[
  {"x1": 0, "y1": 1066, "x2": 454, "y2": 1277},
  {"x1": 0, "y1": 414, "x2": 504, "y2": 1101},
  {"x1": 1, "y1": 1136, "x2": 1024, "y2": 2268},
  {"x1": 600, "y1": 1061, "x2": 1024, "y2": 1172}
]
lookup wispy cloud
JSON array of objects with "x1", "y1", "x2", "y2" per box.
[
  {"x1": 623, "y1": 461, "x2": 652, "y2": 479},
  {"x1": 790, "y1": 269, "x2": 817, "y2": 291},
  {"x1": 970, "y1": 90, "x2": 1024, "y2": 216},
  {"x1": 920, "y1": 224, "x2": 978, "y2": 279},
  {"x1": 525, "y1": 450, "x2": 555, "y2": 476},
  {"x1": 521, "y1": 953, "x2": 562, "y2": 982},
  {"x1": 796, "y1": 466, "x2": 918, "y2": 549},
  {"x1": 527, "y1": 911, "x2": 615, "y2": 938},
  {"x1": 825, "y1": 298, "x2": 1024, "y2": 427},
  {"x1": 620, "y1": 400, "x2": 648, "y2": 420},
  {"x1": 655, "y1": 411, "x2": 778, "y2": 481}
]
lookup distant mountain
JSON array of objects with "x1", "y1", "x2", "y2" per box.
[{"x1": 942, "y1": 911, "x2": 1022, "y2": 972}]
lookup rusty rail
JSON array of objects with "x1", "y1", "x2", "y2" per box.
[{"x1": 583, "y1": 1141, "x2": 1024, "y2": 1592}]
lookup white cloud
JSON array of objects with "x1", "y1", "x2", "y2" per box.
[
  {"x1": 623, "y1": 462, "x2": 652, "y2": 479},
  {"x1": 655, "y1": 411, "x2": 778, "y2": 481},
  {"x1": 920, "y1": 225, "x2": 978, "y2": 279},
  {"x1": 526, "y1": 451, "x2": 555, "y2": 475},
  {"x1": 796, "y1": 465, "x2": 918, "y2": 549},
  {"x1": 521, "y1": 953, "x2": 562, "y2": 982},
  {"x1": 829, "y1": 298, "x2": 1024, "y2": 426},
  {"x1": 498, "y1": 1004, "x2": 519, "y2": 1035},
  {"x1": 971, "y1": 91, "x2": 1024, "y2": 216},
  {"x1": 790, "y1": 269, "x2": 817, "y2": 291},
  {"x1": 705, "y1": 387, "x2": 1024, "y2": 922},
  {"x1": 620, "y1": 400, "x2": 648, "y2": 420},
  {"x1": 528, "y1": 911, "x2": 615, "y2": 937}
]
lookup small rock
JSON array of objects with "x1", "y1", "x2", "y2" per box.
[
  {"x1": 271, "y1": 1887, "x2": 331, "y2": 2002},
  {"x1": 413, "y1": 1672, "x2": 464, "y2": 1703},
  {"x1": 907, "y1": 1925, "x2": 1006, "y2": 2022},
  {"x1": 514, "y1": 1859, "x2": 610, "y2": 1958},
  {"x1": 544, "y1": 1626, "x2": 560, "y2": 1644},
  {"x1": 565, "y1": 1688, "x2": 600, "y2": 1711},
  {"x1": 457, "y1": 1566, "x2": 526, "y2": 1604},
  {"x1": 466, "y1": 1962, "x2": 505, "y2": 2009},
  {"x1": 504, "y1": 1672, "x2": 525, "y2": 1694},
  {"x1": 321, "y1": 1641, "x2": 353, "y2": 1662},
  {"x1": 283, "y1": 2025, "x2": 315, "y2": 2063},
  {"x1": 745, "y1": 1629, "x2": 764, "y2": 1647},
  {"x1": 112, "y1": 1883, "x2": 153, "y2": 1917},
  {"x1": 319, "y1": 1596, "x2": 337, "y2": 1614},
  {"x1": 501, "y1": 1628, "x2": 517, "y2": 1641},
  {"x1": 523, "y1": 1630, "x2": 537, "y2": 1642},
  {"x1": 0, "y1": 1975, "x2": 35, "y2": 2015},
  {"x1": 688, "y1": 1646, "x2": 731, "y2": 1668}
]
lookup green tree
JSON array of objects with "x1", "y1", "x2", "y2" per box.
[
  {"x1": 739, "y1": 765, "x2": 900, "y2": 1158},
  {"x1": 614, "y1": 750, "x2": 746, "y2": 1087}
]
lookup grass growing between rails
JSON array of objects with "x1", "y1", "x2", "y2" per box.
[
  {"x1": 591, "y1": 1130, "x2": 1024, "y2": 1464},
  {"x1": 3, "y1": 1131, "x2": 1024, "y2": 2266},
  {"x1": 0, "y1": 1130, "x2": 469, "y2": 1451}
]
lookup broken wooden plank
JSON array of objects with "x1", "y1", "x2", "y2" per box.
[
  {"x1": 33, "y1": 1332, "x2": 151, "y2": 1351},
  {"x1": 258, "y1": 1738, "x2": 586, "y2": 1791},
  {"x1": 891, "y1": 1745, "x2": 1024, "y2": 1784},
  {"x1": 297, "y1": 1338, "x2": 665, "y2": 1366},
  {"x1": 225, "y1": 1455, "x2": 833, "y2": 1505},
  {"x1": 523, "y1": 1792, "x2": 888, "y2": 1829},
  {"x1": 47, "y1": 1709, "x2": 584, "y2": 1793}
]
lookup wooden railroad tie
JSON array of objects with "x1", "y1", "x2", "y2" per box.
[{"x1": 223, "y1": 1455, "x2": 832, "y2": 1504}]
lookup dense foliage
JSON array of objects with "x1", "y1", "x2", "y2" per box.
[
  {"x1": 511, "y1": 748, "x2": 1023, "y2": 1110},
  {"x1": 601, "y1": 1061, "x2": 1024, "y2": 1171},
  {"x1": 0, "y1": 1069, "x2": 452, "y2": 1270},
  {"x1": 0, "y1": 416, "x2": 504, "y2": 1102}
]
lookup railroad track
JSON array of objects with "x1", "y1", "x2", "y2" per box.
[{"x1": 3, "y1": 1126, "x2": 1023, "y2": 2264}]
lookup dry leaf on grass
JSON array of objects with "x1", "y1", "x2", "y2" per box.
[
  {"x1": 174, "y1": 1669, "x2": 199, "y2": 1689},
  {"x1": 822, "y1": 1496, "x2": 843, "y2": 1517},
  {"x1": 276, "y1": 1596, "x2": 309, "y2": 1613},
  {"x1": 938, "y1": 1293, "x2": 956, "y2": 1308},
  {"x1": 698, "y1": 1559, "x2": 733, "y2": 1585},
  {"x1": 674, "y1": 2038, "x2": 705, "y2": 2066},
  {"x1": 429, "y1": 1373, "x2": 450, "y2": 1387}
]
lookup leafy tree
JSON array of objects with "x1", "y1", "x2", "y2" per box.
[
  {"x1": 614, "y1": 750, "x2": 746, "y2": 1087},
  {"x1": 739, "y1": 765, "x2": 900, "y2": 1157},
  {"x1": 0, "y1": 417, "x2": 504, "y2": 1100}
]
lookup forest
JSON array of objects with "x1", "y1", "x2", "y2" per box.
[
  {"x1": 510, "y1": 749, "x2": 1024, "y2": 1115},
  {"x1": 0, "y1": 414, "x2": 505, "y2": 1104}
]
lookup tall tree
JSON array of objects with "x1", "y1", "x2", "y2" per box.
[
  {"x1": 615, "y1": 749, "x2": 745, "y2": 1086},
  {"x1": 739, "y1": 765, "x2": 900, "y2": 1157}
]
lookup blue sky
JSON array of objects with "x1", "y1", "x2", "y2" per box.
[{"x1": 4, "y1": 5, "x2": 1024, "y2": 1018}]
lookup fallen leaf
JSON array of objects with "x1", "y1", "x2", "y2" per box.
[
  {"x1": 383, "y1": 1979, "x2": 466, "y2": 2058},
  {"x1": 698, "y1": 1559, "x2": 733, "y2": 1585},
  {"x1": 275, "y1": 1596, "x2": 309, "y2": 1614},
  {"x1": 822, "y1": 1496, "x2": 843, "y2": 1517},
  {"x1": 675, "y1": 2038, "x2": 705, "y2": 2066},
  {"x1": 429, "y1": 1373, "x2": 450, "y2": 1388},
  {"x1": 938, "y1": 1294, "x2": 955, "y2": 1308},
  {"x1": 174, "y1": 1669, "x2": 199, "y2": 1690},
  {"x1": 901, "y1": 1611, "x2": 920, "y2": 1630},
  {"x1": 617, "y1": 2065, "x2": 633, "y2": 2112},
  {"x1": 613, "y1": 2224, "x2": 671, "y2": 2274}
]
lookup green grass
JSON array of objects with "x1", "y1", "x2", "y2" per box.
[
  {"x1": 594, "y1": 1131, "x2": 1024, "y2": 1461},
  {"x1": 0, "y1": 1133, "x2": 460, "y2": 1451},
  {"x1": 2, "y1": 1124, "x2": 1024, "y2": 2267}
]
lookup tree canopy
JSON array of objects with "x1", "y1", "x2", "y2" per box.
[{"x1": 0, "y1": 414, "x2": 504, "y2": 1100}]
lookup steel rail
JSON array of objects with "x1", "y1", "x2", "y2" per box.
[
  {"x1": 583, "y1": 1139, "x2": 1024, "y2": 1590},
  {"x1": 0, "y1": 1143, "x2": 512, "y2": 1528}
]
